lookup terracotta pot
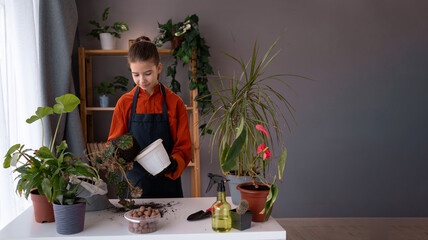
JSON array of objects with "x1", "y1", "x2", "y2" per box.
[
  {"x1": 225, "y1": 174, "x2": 253, "y2": 205},
  {"x1": 236, "y1": 182, "x2": 272, "y2": 222},
  {"x1": 30, "y1": 190, "x2": 55, "y2": 223},
  {"x1": 172, "y1": 36, "x2": 183, "y2": 49}
]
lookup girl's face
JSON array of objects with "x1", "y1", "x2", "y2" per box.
[{"x1": 130, "y1": 60, "x2": 162, "y2": 95}]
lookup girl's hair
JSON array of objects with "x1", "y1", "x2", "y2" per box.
[{"x1": 128, "y1": 36, "x2": 160, "y2": 65}]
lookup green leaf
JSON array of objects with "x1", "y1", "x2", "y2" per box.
[
  {"x1": 102, "y1": 7, "x2": 110, "y2": 22},
  {"x1": 4, "y1": 144, "x2": 21, "y2": 168},
  {"x1": 56, "y1": 140, "x2": 68, "y2": 153},
  {"x1": 278, "y1": 147, "x2": 287, "y2": 181},
  {"x1": 182, "y1": 55, "x2": 190, "y2": 63},
  {"x1": 221, "y1": 124, "x2": 247, "y2": 173},
  {"x1": 36, "y1": 146, "x2": 54, "y2": 159},
  {"x1": 25, "y1": 115, "x2": 39, "y2": 124},
  {"x1": 53, "y1": 94, "x2": 80, "y2": 114},
  {"x1": 41, "y1": 178, "x2": 52, "y2": 202},
  {"x1": 189, "y1": 81, "x2": 198, "y2": 90},
  {"x1": 220, "y1": 145, "x2": 230, "y2": 173},
  {"x1": 117, "y1": 134, "x2": 133, "y2": 150},
  {"x1": 262, "y1": 182, "x2": 278, "y2": 221},
  {"x1": 26, "y1": 107, "x2": 53, "y2": 124}
]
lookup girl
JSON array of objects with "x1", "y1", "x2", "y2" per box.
[{"x1": 108, "y1": 36, "x2": 191, "y2": 198}]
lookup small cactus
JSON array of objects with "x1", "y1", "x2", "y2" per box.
[{"x1": 236, "y1": 199, "x2": 249, "y2": 215}]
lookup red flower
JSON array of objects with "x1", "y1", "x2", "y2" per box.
[
  {"x1": 256, "y1": 124, "x2": 269, "y2": 138},
  {"x1": 257, "y1": 144, "x2": 272, "y2": 160}
]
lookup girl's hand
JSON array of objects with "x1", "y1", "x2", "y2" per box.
[{"x1": 154, "y1": 157, "x2": 177, "y2": 177}]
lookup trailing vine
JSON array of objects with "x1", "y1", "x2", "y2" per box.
[{"x1": 154, "y1": 14, "x2": 213, "y2": 115}]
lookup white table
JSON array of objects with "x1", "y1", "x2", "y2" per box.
[{"x1": 0, "y1": 197, "x2": 286, "y2": 240}]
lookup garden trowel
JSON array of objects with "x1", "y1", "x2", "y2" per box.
[{"x1": 187, "y1": 207, "x2": 212, "y2": 221}]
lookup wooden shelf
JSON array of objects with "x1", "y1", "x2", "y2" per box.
[
  {"x1": 86, "y1": 107, "x2": 115, "y2": 111},
  {"x1": 79, "y1": 47, "x2": 201, "y2": 197}
]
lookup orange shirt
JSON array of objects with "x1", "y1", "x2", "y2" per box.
[{"x1": 108, "y1": 84, "x2": 191, "y2": 180}]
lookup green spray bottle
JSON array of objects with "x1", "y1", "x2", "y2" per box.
[{"x1": 206, "y1": 173, "x2": 232, "y2": 232}]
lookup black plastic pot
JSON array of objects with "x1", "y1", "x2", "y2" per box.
[{"x1": 230, "y1": 209, "x2": 253, "y2": 230}]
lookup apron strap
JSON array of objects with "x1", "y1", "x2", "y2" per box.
[
  {"x1": 159, "y1": 84, "x2": 168, "y2": 116},
  {"x1": 128, "y1": 87, "x2": 140, "y2": 128}
]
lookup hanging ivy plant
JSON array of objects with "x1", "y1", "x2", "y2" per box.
[{"x1": 154, "y1": 14, "x2": 213, "y2": 115}]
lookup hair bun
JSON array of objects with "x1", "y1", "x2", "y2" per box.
[{"x1": 135, "y1": 36, "x2": 151, "y2": 43}]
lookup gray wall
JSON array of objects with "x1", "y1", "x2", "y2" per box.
[{"x1": 76, "y1": 0, "x2": 428, "y2": 217}]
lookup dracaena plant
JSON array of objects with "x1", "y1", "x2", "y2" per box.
[
  {"x1": 200, "y1": 34, "x2": 309, "y2": 220},
  {"x1": 3, "y1": 94, "x2": 99, "y2": 205}
]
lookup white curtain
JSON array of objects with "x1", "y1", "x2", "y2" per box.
[{"x1": 0, "y1": 0, "x2": 42, "y2": 230}]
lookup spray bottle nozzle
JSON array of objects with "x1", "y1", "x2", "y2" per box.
[{"x1": 205, "y1": 173, "x2": 229, "y2": 193}]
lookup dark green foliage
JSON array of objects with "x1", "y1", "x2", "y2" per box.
[
  {"x1": 115, "y1": 181, "x2": 128, "y2": 197},
  {"x1": 154, "y1": 14, "x2": 213, "y2": 115},
  {"x1": 88, "y1": 7, "x2": 129, "y2": 40},
  {"x1": 108, "y1": 171, "x2": 119, "y2": 184},
  {"x1": 3, "y1": 94, "x2": 99, "y2": 205},
  {"x1": 110, "y1": 133, "x2": 140, "y2": 163},
  {"x1": 95, "y1": 75, "x2": 129, "y2": 96}
]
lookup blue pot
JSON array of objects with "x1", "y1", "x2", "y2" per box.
[
  {"x1": 99, "y1": 95, "x2": 109, "y2": 108},
  {"x1": 225, "y1": 174, "x2": 253, "y2": 205}
]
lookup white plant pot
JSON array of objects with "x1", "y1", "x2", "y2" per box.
[
  {"x1": 99, "y1": 95, "x2": 109, "y2": 108},
  {"x1": 99, "y1": 33, "x2": 116, "y2": 50},
  {"x1": 135, "y1": 139, "x2": 171, "y2": 176}
]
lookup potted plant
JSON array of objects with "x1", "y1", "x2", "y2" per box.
[
  {"x1": 201, "y1": 34, "x2": 308, "y2": 221},
  {"x1": 95, "y1": 75, "x2": 128, "y2": 107},
  {"x1": 88, "y1": 7, "x2": 129, "y2": 50},
  {"x1": 3, "y1": 94, "x2": 100, "y2": 233},
  {"x1": 87, "y1": 133, "x2": 142, "y2": 209},
  {"x1": 154, "y1": 14, "x2": 213, "y2": 115}
]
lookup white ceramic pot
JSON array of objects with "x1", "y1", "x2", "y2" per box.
[
  {"x1": 135, "y1": 139, "x2": 171, "y2": 176},
  {"x1": 99, "y1": 33, "x2": 116, "y2": 50},
  {"x1": 99, "y1": 95, "x2": 109, "y2": 108}
]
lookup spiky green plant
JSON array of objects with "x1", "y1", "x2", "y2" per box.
[{"x1": 200, "y1": 33, "x2": 310, "y2": 220}]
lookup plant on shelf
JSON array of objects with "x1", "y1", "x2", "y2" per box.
[
  {"x1": 88, "y1": 7, "x2": 129, "y2": 50},
  {"x1": 3, "y1": 94, "x2": 100, "y2": 229},
  {"x1": 95, "y1": 75, "x2": 129, "y2": 107},
  {"x1": 154, "y1": 14, "x2": 213, "y2": 115},
  {"x1": 95, "y1": 76, "x2": 129, "y2": 96},
  {"x1": 200, "y1": 34, "x2": 309, "y2": 221},
  {"x1": 88, "y1": 7, "x2": 129, "y2": 39},
  {"x1": 87, "y1": 133, "x2": 142, "y2": 209}
]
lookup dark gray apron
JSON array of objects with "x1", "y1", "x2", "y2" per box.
[{"x1": 126, "y1": 84, "x2": 183, "y2": 198}]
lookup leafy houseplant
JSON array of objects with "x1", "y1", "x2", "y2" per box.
[
  {"x1": 3, "y1": 94, "x2": 100, "y2": 228},
  {"x1": 88, "y1": 7, "x2": 129, "y2": 39},
  {"x1": 88, "y1": 7, "x2": 129, "y2": 50},
  {"x1": 154, "y1": 14, "x2": 213, "y2": 115},
  {"x1": 201, "y1": 34, "x2": 308, "y2": 221},
  {"x1": 95, "y1": 75, "x2": 129, "y2": 107}
]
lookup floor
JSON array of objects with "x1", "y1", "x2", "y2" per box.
[{"x1": 276, "y1": 218, "x2": 428, "y2": 240}]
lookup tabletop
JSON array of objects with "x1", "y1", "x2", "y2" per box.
[{"x1": 0, "y1": 197, "x2": 286, "y2": 240}]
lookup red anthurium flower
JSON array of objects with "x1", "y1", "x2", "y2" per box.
[
  {"x1": 257, "y1": 143, "x2": 272, "y2": 160},
  {"x1": 256, "y1": 124, "x2": 269, "y2": 138}
]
